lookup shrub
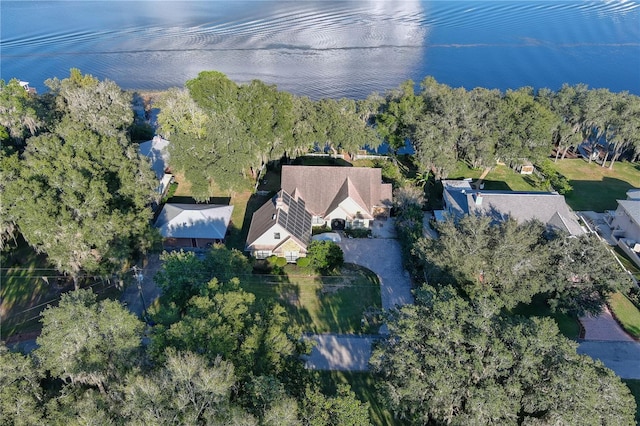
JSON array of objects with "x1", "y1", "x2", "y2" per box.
[
  {"x1": 312, "y1": 225, "x2": 331, "y2": 235},
  {"x1": 266, "y1": 255, "x2": 279, "y2": 266},
  {"x1": 161, "y1": 182, "x2": 178, "y2": 203},
  {"x1": 536, "y1": 159, "x2": 572, "y2": 195},
  {"x1": 275, "y1": 256, "x2": 288, "y2": 267},
  {"x1": 307, "y1": 241, "x2": 344, "y2": 273},
  {"x1": 296, "y1": 257, "x2": 311, "y2": 267},
  {"x1": 345, "y1": 228, "x2": 371, "y2": 238}
]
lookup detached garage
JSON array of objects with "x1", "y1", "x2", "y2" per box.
[{"x1": 155, "y1": 203, "x2": 234, "y2": 248}]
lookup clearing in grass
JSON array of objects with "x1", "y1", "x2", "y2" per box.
[
  {"x1": 242, "y1": 263, "x2": 382, "y2": 334},
  {"x1": 551, "y1": 159, "x2": 639, "y2": 212}
]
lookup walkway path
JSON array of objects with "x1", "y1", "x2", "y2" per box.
[
  {"x1": 339, "y1": 238, "x2": 413, "y2": 310},
  {"x1": 577, "y1": 341, "x2": 640, "y2": 379},
  {"x1": 580, "y1": 305, "x2": 635, "y2": 342},
  {"x1": 474, "y1": 167, "x2": 493, "y2": 189},
  {"x1": 120, "y1": 254, "x2": 162, "y2": 319}
]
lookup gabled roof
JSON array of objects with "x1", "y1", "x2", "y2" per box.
[
  {"x1": 617, "y1": 199, "x2": 640, "y2": 228},
  {"x1": 281, "y1": 165, "x2": 392, "y2": 216},
  {"x1": 325, "y1": 177, "x2": 373, "y2": 219},
  {"x1": 139, "y1": 136, "x2": 170, "y2": 180},
  {"x1": 246, "y1": 190, "x2": 312, "y2": 250},
  {"x1": 442, "y1": 180, "x2": 584, "y2": 236},
  {"x1": 155, "y1": 203, "x2": 233, "y2": 239}
]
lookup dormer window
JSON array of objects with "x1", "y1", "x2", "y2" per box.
[{"x1": 274, "y1": 232, "x2": 281, "y2": 239}]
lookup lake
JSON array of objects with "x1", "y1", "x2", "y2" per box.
[{"x1": 1, "y1": 1, "x2": 639, "y2": 99}]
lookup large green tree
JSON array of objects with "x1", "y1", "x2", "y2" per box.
[
  {"x1": 0, "y1": 345, "x2": 44, "y2": 426},
  {"x1": 0, "y1": 78, "x2": 40, "y2": 145},
  {"x1": 122, "y1": 349, "x2": 255, "y2": 425},
  {"x1": 418, "y1": 215, "x2": 629, "y2": 315},
  {"x1": 6, "y1": 120, "x2": 157, "y2": 286},
  {"x1": 417, "y1": 215, "x2": 550, "y2": 308},
  {"x1": 545, "y1": 234, "x2": 631, "y2": 315},
  {"x1": 5, "y1": 70, "x2": 158, "y2": 286},
  {"x1": 370, "y1": 286, "x2": 637, "y2": 425},
  {"x1": 495, "y1": 87, "x2": 559, "y2": 167},
  {"x1": 35, "y1": 289, "x2": 144, "y2": 395}
]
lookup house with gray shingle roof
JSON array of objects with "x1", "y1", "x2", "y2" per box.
[
  {"x1": 245, "y1": 190, "x2": 312, "y2": 261},
  {"x1": 246, "y1": 166, "x2": 392, "y2": 261},
  {"x1": 438, "y1": 180, "x2": 585, "y2": 236}
]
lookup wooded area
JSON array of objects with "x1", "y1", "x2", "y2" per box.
[{"x1": 1, "y1": 69, "x2": 639, "y2": 424}]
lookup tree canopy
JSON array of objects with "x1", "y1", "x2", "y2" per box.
[
  {"x1": 35, "y1": 289, "x2": 144, "y2": 394},
  {"x1": 371, "y1": 286, "x2": 637, "y2": 425},
  {"x1": 4, "y1": 70, "x2": 158, "y2": 286},
  {"x1": 416, "y1": 215, "x2": 629, "y2": 315}
]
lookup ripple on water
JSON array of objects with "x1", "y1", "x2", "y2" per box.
[{"x1": 1, "y1": 1, "x2": 638, "y2": 97}]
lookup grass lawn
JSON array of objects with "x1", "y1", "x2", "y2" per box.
[
  {"x1": 608, "y1": 292, "x2": 640, "y2": 339},
  {"x1": 622, "y1": 379, "x2": 640, "y2": 425},
  {"x1": 241, "y1": 264, "x2": 382, "y2": 334},
  {"x1": 316, "y1": 371, "x2": 400, "y2": 426},
  {"x1": 447, "y1": 161, "x2": 485, "y2": 180},
  {"x1": 613, "y1": 246, "x2": 640, "y2": 281},
  {"x1": 482, "y1": 164, "x2": 543, "y2": 191},
  {"x1": 1, "y1": 237, "x2": 122, "y2": 340},
  {"x1": 510, "y1": 294, "x2": 581, "y2": 339},
  {"x1": 551, "y1": 159, "x2": 640, "y2": 212}
]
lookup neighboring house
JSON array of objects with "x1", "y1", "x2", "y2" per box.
[
  {"x1": 139, "y1": 136, "x2": 172, "y2": 197},
  {"x1": 280, "y1": 165, "x2": 392, "y2": 230},
  {"x1": 607, "y1": 189, "x2": 640, "y2": 267},
  {"x1": 438, "y1": 180, "x2": 585, "y2": 236},
  {"x1": 155, "y1": 203, "x2": 234, "y2": 248},
  {"x1": 245, "y1": 165, "x2": 392, "y2": 261},
  {"x1": 245, "y1": 190, "x2": 312, "y2": 261}
]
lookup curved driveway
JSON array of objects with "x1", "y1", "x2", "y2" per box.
[
  {"x1": 339, "y1": 238, "x2": 413, "y2": 309},
  {"x1": 305, "y1": 237, "x2": 413, "y2": 371}
]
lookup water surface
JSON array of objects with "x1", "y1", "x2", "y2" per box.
[{"x1": 2, "y1": 1, "x2": 638, "y2": 98}]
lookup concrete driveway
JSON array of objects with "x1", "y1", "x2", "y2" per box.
[
  {"x1": 577, "y1": 341, "x2": 640, "y2": 379},
  {"x1": 580, "y1": 305, "x2": 635, "y2": 342},
  {"x1": 304, "y1": 334, "x2": 376, "y2": 371},
  {"x1": 339, "y1": 238, "x2": 413, "y2": 309}
]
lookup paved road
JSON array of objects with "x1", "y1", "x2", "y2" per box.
[
  {"x1": 577, "y1": 341, "x2": 640, "y2": 379},
  {"x1": 339, "y1": 238, "x2": 413, "y2": 309},
  {"x1": 580, "y1": 305, "x2": 635, "y2": 342},
  {"x1": 120, "y1": 254, "x2": 162, "y2": 319},
  {"x1": 304, "y1": 334, "x2": 376, "y2": 371}
]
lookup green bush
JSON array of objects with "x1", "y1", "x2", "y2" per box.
[
  {"x1": 161, "y1": 182, "x2": 178, "y2": 203},
  {"x1": 275, "y1": 257, "x2": 288, "y2": 267},
  {"x1": 345, "y1": 228, "x2": 371, "y2": 238},
  {"x1": 266, "y1": 255, "x2": 279, "y2": 266},
  {"x1": 312, "y1": 225, "x2": 331, "y2": 235},
  {"x1": 307, "y1": 241, "x2": 344, "y2": 273},
  {"x1": 296, "y1": 257, "x2": 311, "y2": 267},
  {"x1": 536, "y1": 159, "x2": 572, "y2": 195}
]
